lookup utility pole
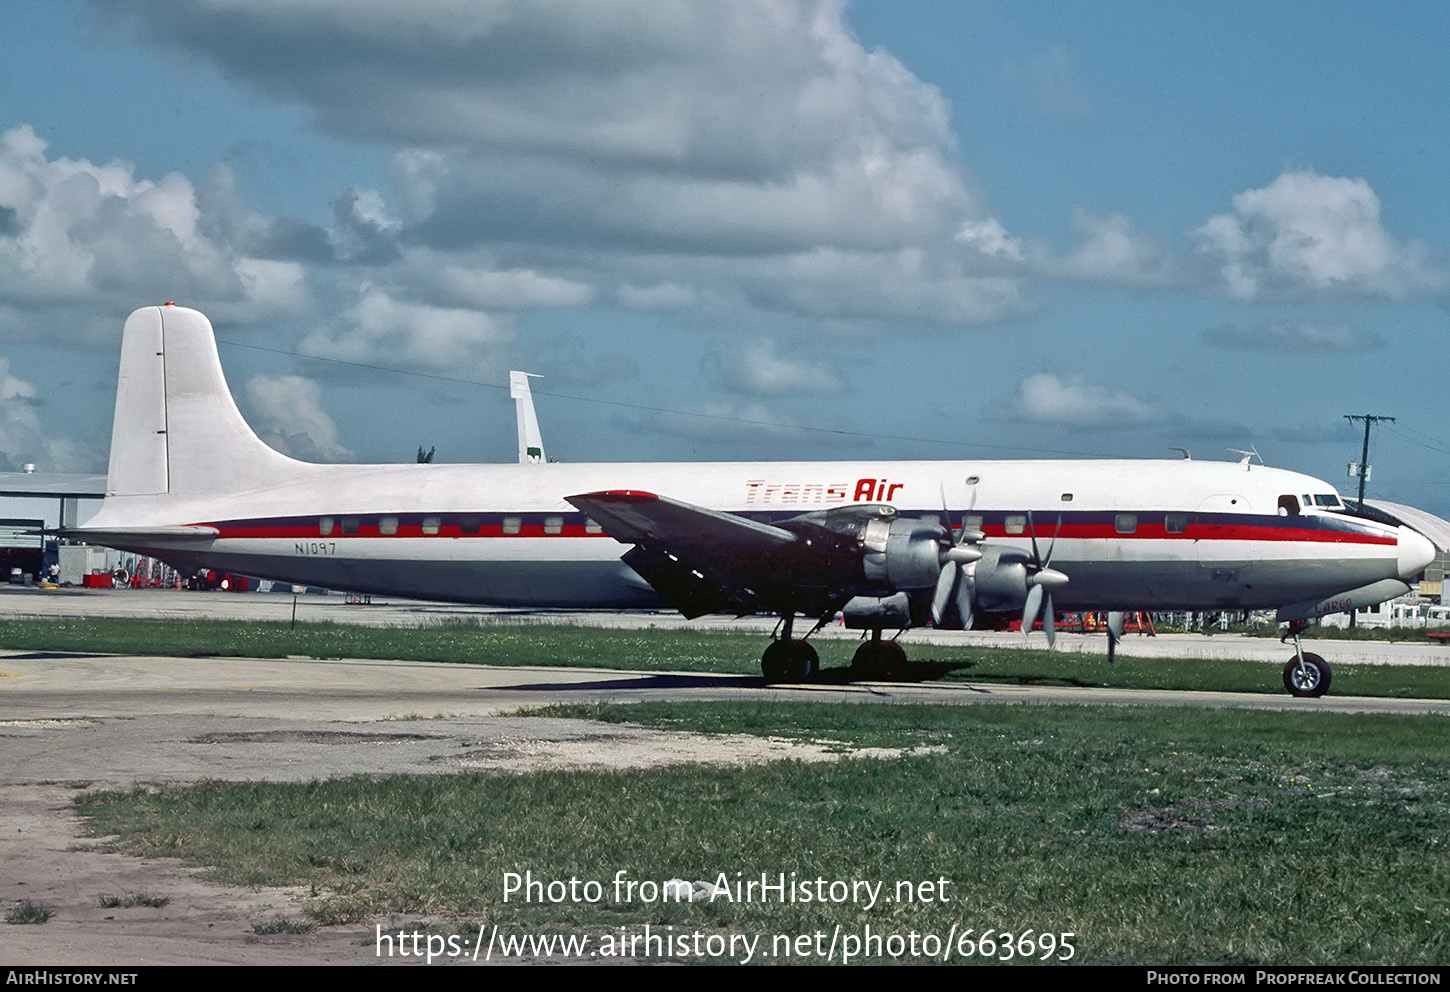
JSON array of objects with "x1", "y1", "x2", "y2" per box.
[{"x1": 1343, "y1": 414, "x2": 1394, "y2": 508}]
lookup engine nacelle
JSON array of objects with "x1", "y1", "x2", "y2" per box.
[
  {"x1": 841, "y1": 592, "x2": 913, "y2": 629},
  {"x1": 861, "y1": 517, "x2": 946, "y2": 591},
  {"x1": 968, "y1": 546, "x2": 1033, "y2": 612}
]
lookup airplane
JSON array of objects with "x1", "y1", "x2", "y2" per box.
[{"x1": 70, "y1": 304, "x2": 1437, "y2": 697}]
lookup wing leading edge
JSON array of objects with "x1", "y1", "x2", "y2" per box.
[{"x1": 565, "y1": 489, "x2": 920, "y2": 620}]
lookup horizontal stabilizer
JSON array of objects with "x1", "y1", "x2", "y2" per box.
[{"x1": 62, "y1": 525, "x2": 220, "y2": 545}]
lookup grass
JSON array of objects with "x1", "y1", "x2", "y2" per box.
[
  {"x1": 5, "y1": 900, "x2": 56, "y2": 924},
  {"x1": 2, "y1": 616, "x2": 1449, "y2": 698},
  {"x1": 71, "y1": 701, "x2": 1450, "y2": 965},
  {"x1": 252, "y1": 914, "x2": 315, "y2": 935},
  {"x1": 98, "y1": 891, "x2": 170, "y2": 908}
]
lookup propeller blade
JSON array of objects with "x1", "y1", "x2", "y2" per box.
[
  {"x1": 1044, "y1": 592, "x2": 1057, "y2": 649},
  {"x1": 1022, "y1": 584, "x2": 1043, "y2": 639},
  {"x1": 931, "y1": 560, "x2": 958, "y2": 625},
  {"x1": 1106, "y1": 610, "x2": 1125, "y2": 664},
  {"x1": 956, "y1": 574, "x2": 974, "y2": 630},
  {"x1": 1043, "y1": 513, "x2": 1062, "y2": 567}
]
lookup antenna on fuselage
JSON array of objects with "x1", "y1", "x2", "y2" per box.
[
  {"x1": 509, "y1": 371, "x2": 546, "y2": 464},
  {"x1": 1169, "y1": 447, "x2": 1192, "y2": 460},
  {"x1": 1229, "y1": 447, "x2": 1262, "y2": 469}
]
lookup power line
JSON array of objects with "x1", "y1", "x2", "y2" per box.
[{"x1": 216, "y1": 338, "x2": 1112, "y2": 459}]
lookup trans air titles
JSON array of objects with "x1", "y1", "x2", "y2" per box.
[{"x1": 745, "y1": 477, "x2": 905, "y2": 506}]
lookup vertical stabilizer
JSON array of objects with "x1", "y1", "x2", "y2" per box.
[
  {"x1": 510, "y1": 370, "x2": 546, "y2": 464},
  {"x1": 107, "y1": 307, "x2": 169, "y2": 496},
  {"x1": 106, "y1": 305, "x2": 305, "y2": 497}
]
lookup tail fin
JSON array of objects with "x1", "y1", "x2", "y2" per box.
[
  {"x1": 107, "y1": 305, "x2": 305, "y2": 497},
  {"x1": 509, "y1": 370, "x2": 547, "y2": 464}
]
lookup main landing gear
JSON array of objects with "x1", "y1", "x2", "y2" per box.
[
  {"x1": 1280, "y1": 619, "x2": 1332, "y2": 698},
  {"x1": 759, "y1": 614, "x2": 911, "y2": 684},
  {"x1": 760, "y1": 614, "x2": 819, "y2": 684},
  {"x1": 850, "y1": 629, "x2": 907, "y2": 680}
]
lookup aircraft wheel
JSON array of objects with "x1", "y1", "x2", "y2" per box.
[
  {"x1": 788, "y1": 641, "x2": 819, "y2": 682},
  {"x1": 762, "y1": 641, "x2": 817, "y2": 684},
  {"x1": 851, "y1": 641, "x2": 907, "y2": 681},
  {"x1": 1283, "y1": 653, "x2": 1331, "y2": 698},
  {"x1": 850, "y1": 642, "x2": 881, "y2": 679},
  {"x1": 879, "y1": 641, "x2": 908, "y2": 681}
]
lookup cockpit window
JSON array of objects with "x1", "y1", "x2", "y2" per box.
[
  {"x1": 1278, "y1": 495, "x2": 1301, "y2": 515},
  {"x1": 1314, "y1": 494, "x2": 1342, "y2": 508}
]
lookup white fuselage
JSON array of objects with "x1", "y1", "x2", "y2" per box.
[{"x1": 83, "y1": 456, "x2": 1428, "y2": 614}]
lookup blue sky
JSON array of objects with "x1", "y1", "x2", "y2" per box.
[{"x1": 1, "y1": 1, "x2": 1447, "y2": 514}]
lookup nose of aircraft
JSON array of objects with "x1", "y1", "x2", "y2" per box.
[{"x1": 1397, "y1": 526, "x2": 1436, "y2": 581}]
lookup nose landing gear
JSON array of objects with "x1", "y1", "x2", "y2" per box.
[{"x1": 1280, "y1": 619, "x2": 1332, "y2": 698}]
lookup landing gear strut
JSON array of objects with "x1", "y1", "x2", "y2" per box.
[
  {"x1": 1280, "y1": 619, "x2": 1332, "y2": 698},
  {"x1": 760, "y1": 614, "x2": 819, "y2": 684},
  {"x1": 850, "y1": 629, "x2": 907, "y2": 681}
]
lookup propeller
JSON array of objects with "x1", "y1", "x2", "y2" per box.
[
  {"x1": 1021, "y1": 511, "x2": 1069, "y2": 648},
  {"x1": 1105, "y1": 610, "x2": 1125, "y2": 663},
  {"x1": 930, "y1": 519, "x2": 984, "y2": 627}
]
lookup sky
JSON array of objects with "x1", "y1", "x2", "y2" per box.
[{"x1": 1, "y1": 1, "x2": 1447, "y2": 514}]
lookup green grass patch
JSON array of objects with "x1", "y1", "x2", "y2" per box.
[
  {"x1": 97, "y1": 891, "x2": 170, "y2": 909},
  {"x1": 5, "y1": 900, "x2": 56, "y2": 925},
  {"x1": 4, "y1": 616, "x2": 1450, "y2": 698},
  {"x1": 73, "y1": 702, "x2": 1450, "y2": 964}
]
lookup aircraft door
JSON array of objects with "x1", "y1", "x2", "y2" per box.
[{"x1": 1196, "y1": 493, "x2": 1256, "y2": 583}]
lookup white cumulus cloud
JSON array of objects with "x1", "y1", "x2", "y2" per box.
[
  {"x1": 240, "y1": 373, "x2": 352, "y2": 462},
  {"x1": 1193, "y1": 169, "x2": 1448, "y2": 300},
  {"x1": 299, "y1": 284, "x2": 514, "y2": 376},
  {"x1": 994, "y1": 371, "x2": 1166, "y2": 428},
  {"x1": 97, "y1": 0, "x2": 1026, "y2": 327},
  {"x1": 711, "y1": 339, "x2": 844, "y2": 397}
]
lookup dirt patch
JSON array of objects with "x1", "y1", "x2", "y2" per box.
[
  {"x1": 444, "y1": 730, "x2": 940, "y2": 772},
  {"x1": 0, "y1": 784, "x2": 383, "y2": 965},
  {"x1": 1, "y1": 719, "x2": 936, "y2": 965},
  {"x1": 1119, "y1": 797, "x2": 1271, "y2": 835}
]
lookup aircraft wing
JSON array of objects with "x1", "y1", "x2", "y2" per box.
[
  {"x1": 566, "y1": 490, "x2": 795, "y2": 554},
  {"x1": 566, "y1": 490, "x2": 823, "y2": 618}
]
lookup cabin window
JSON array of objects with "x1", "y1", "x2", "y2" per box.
[
  {"x1": 341, "y1": 516, "x2": 359, "y2": 535},
  {"x1": 319, "y1": 516, "x2": 334, "y2": 536},
  {"x1": 460, "y1": 515, "x2": 481, "y2": 535},
  {"x1": 421, "y1": 516, "x2": 441, "y2": 535},
  {"x1": 544, "y1": 516, "x2": 563, "y2": 535},
  {"x1": 378, "y1": 516, "x2": 398, "y2": 536},
  {"x1": 1165, "y1": 512, "x2": 1187, "y2": 534},
  {"x1": 1060, "y1": 493, "x2": 1073, "y2": 502},
  {"x1": 502, "y1": 516, "x2": 521, "y2": 535},
  {"x1": 1004, "y1": 514, "x2": 1026, "y2": 535},
  {"x1": 1115, "y1": 513, "x2": 1137, "y2": 534},
  {"x1": 1278, "y1": 495, "x2": 1301, "y2": 515},
  {"x1": 585, "y1": 517, "x2": 603, "y2": 535},
  {"x1": 963, "y1": 514, "x2": 983, "y2": 532}
]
